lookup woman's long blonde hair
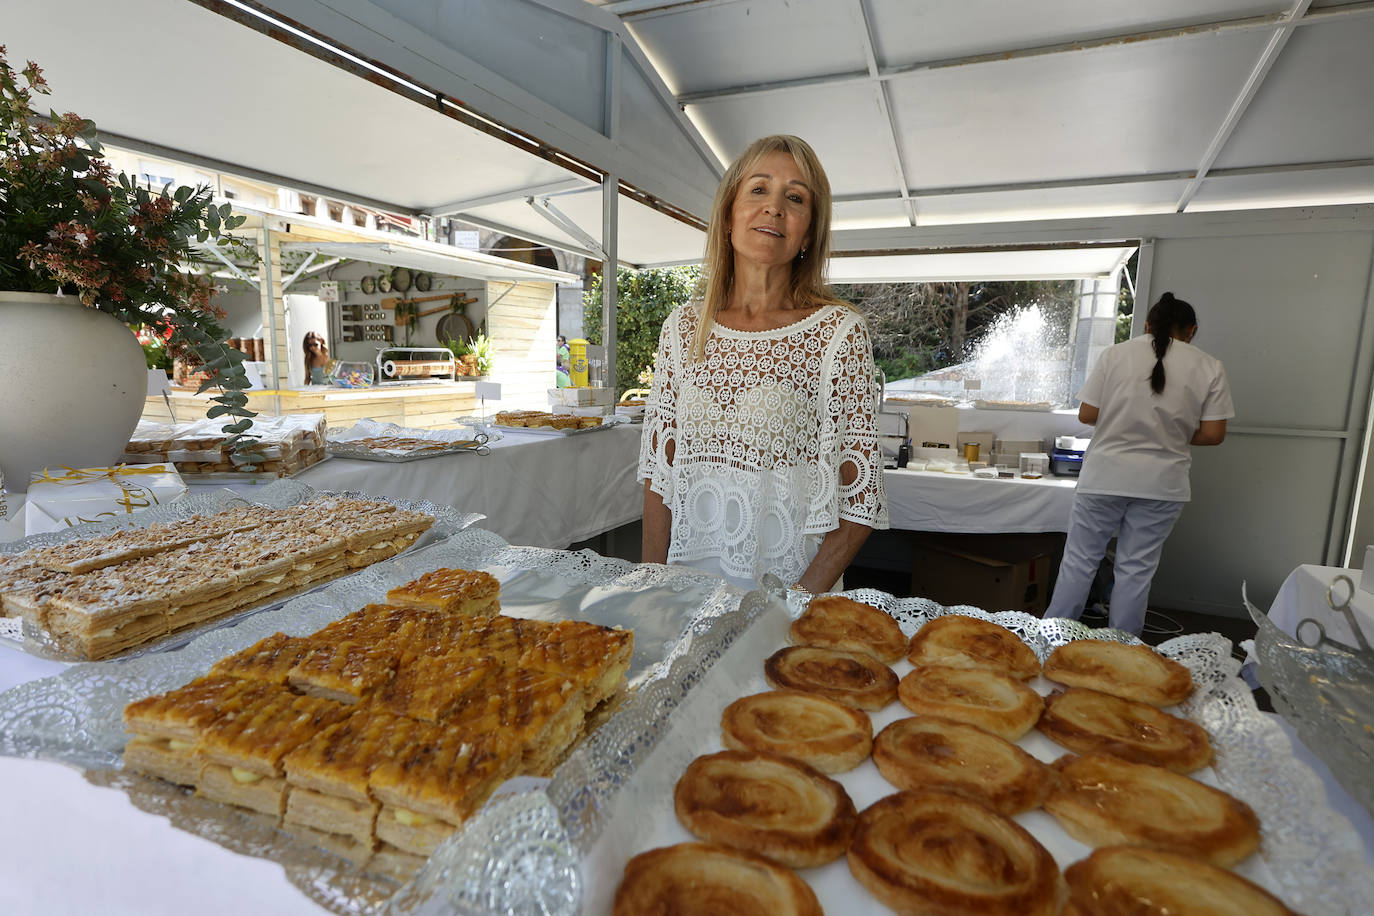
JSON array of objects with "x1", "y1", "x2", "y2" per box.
[{"x1": 691, "y1": 134, "x2": 849, "y2": 360}]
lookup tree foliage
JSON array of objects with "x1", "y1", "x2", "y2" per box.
[
  {"x1": 834, "y1": 279, "x2": 1078, "y2": 381},
  {"x1": 583, "y1": 265, "x2": 700, "y2": 394}
]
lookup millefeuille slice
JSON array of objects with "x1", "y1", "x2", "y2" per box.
[
  {"x1": 369, "y1": 728, "x2": 522, "y2": 857},
  {"x1": 384, "y1": 568, "x2": 501, "y2": 617},
  {"x1": 195, "y1": 689, "x2": 352, "y2": 817},
  {"x1": 210, "y1": 632, "x2": 316, "y2": 686},
  {"x1": 122, "y1": 675, "x2": 278, "y2": 786},
  {"x1": 282, "y1": 707, "x2": 420, "y2": 845},
  {"x1": 445, "y1": 666, "x2": 584, "y2": 777},
  {"x1": 0, "y1": 562, "x2": 74, "y2": 625},
  {"x1": 42, "y1": 563, "x2": 176, "y2": 659},
  {"x1": 519, "y1": 620, "x2": 635, "y2": 713},
  {"x1": 373, "y1": 650, "x2": 498, "y2": 723}
]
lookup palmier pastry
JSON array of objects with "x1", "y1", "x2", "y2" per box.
[
  {"x1": 1045, "y1": 754, "x2": 1261, "y2": 867},
  {"x1": 1063, "y1": 846, "x2": 1298, "y2": 916},
  {"x1": 872, "y1": 716, "x2": 1051, "y2": 815},
  {"x1": 764, "y1": 646, "x2": 897, "y2": 710},
  {"x1": 848, "y1": 791, "x2": 1066, "y2": 916},
  {"x1": 674, "y1": 749, "x2": 856, "y2": 867},
  {"x1": 1037, "y1": 687, "x2": 1212, "y2": 773},
  {"x1": 721, "y1": 690, "x2": 872, "y2": 773},
  {"x1": 1044, "y1": 639, "x2": 1193, "y2": 707},
  {"x1": 907, "y1": 614, "x2": 1041, "y2": 679},
  {"x1": 897, "y1": 665, "x2": 1043, "y2": 740},
  {"x1": 612, "y1": 842, "x2": 821, "y2": 916},
  {"x1": 789, "y1": 594, "x2": 906, "y2": 663}
]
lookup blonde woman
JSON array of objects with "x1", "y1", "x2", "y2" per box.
[{"x1": 639, "y1": 135, "x2": 888, "y2": 594}]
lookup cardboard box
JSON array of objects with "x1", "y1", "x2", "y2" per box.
[
  {"x1": 907, "y1": 406, "x2": 958, "y2": 450},
  {"x1": 909, "y1": 533, "x2": 1059, "y2": 613}
]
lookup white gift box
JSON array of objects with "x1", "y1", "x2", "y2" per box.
[{"x1": 24, "y1": 464, "x2": 187, "y2": 536}]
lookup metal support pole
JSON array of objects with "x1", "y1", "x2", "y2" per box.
[
  {"x1": 602, "y1": 171, "x2": 619, "y2": 393},
  {"x1": 259, "y1": 228, "x2": 283, "y2": 397}
]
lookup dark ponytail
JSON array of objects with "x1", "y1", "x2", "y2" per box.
[{"x1": 1145, "y1": 292, "x2": 1197, "y2": 394}]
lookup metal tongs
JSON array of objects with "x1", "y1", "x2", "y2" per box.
[{"x1": 1296, "y1": 574, "x2": 1372, "y2": 655}]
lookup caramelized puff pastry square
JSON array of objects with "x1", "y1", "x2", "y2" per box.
[
  {"x1": 369, "y1": 729, "x2": 522, "y2": 856},
  {"x1": 384, "y1": 567, "x2": 501, "y2": 616}
]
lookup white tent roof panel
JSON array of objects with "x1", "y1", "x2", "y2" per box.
[
  {"x1": 279, "y1": 240, "x2": 579, "y2": 284},
  {"x1": 914, "y1": 181, "x2": 1190, "y2": 226},
  {"x1": 863, "y1": 0, "x2": 1284, "y2": 63},
  {"x1": 4, "y1": 0, "x2": 587, "y2": 215},
  {"x1": 628, "y1": 0, "x2": 870, "y2": 96},
  {"x1": 692, "y1": 83, "x2": 902, "y2": 197},
  {"x1": 369, "y1": 0, "x2": 610, "y2": 134},
  {"x1": 1211, "y1": 17, "x2": 1374, "y2": 168},
  {"x1": 827, "y1": 247, "x2": 1136, "y2": 284},
  {"x1": 460, "y1": 189, "x2": 706, "y2": 267},
  {"x1": 1187, "y1": 165, "x2": 1374, "y2": 211},
  {"x1": 833, "y1": 199, "x2": 913, "y2": 232},
  {"x1": 885, "y1": 31, "x2": 1275, "y2": 189}
]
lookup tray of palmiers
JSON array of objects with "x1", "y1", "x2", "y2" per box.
[
  {"x1": 0, "y1": 480, "x2": 476, "y2": 661},
  {"x1": 580, "y1": 588, "x2": 1371, "y2": 916},
  {"x1": 0, "y1": 532, "x2": 743, "y2": 914}
]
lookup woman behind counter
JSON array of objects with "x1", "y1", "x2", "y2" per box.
[
  {"x1": 1045, "y1": 292, "x2": 1234, "y2": 635},
  {"x1": 639, "y1": 134, "x2": 888, "y2": 594}
]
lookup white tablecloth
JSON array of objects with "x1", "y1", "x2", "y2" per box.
[
  {"x1": 1, "y1": 709, "x2": 1366, "y2": 916},
  {"x1": 883, "y1": 468, "x2": 1078, "y2": 533},
  {"x1": 1265, "y1": 563, "x2": 1374, "y2": 651},
  {"x1": 296, "y1": 424, "x2": 644, "y2": 549}
]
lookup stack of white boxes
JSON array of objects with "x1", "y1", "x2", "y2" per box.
[{"x1": 548, "y1": 387, "x2": 616, "y2": 417}]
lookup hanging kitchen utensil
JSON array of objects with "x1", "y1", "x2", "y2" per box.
[
  {"x1": 413, "y1": 272, "x2": 432, "y2": 292},
  {"x1": 391, "y1": 266, "x2": 413, "y2": 293},
  {"x1": 359, "y1": 274, "x2": 376, "y2": 295},
  {"x1": 378, "y1": 272, "x2": 393, "y2": 293},
  {"x1": 435, "y1": 311, "x2": 475, "y2": 347}
]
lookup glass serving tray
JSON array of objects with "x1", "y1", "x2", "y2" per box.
[
  {"x1": 392, "y1": 587, "x2": 1374, "y2": 916},
  {"x1": 0, "y1": 479, "x2": 482, "y2": 662},
  {"x1": 0, "y1": 534, "x2": 743, "y2": 915}
]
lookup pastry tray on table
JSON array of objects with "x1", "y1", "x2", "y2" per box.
[
  {"x1": 401, "y1": 585, "x2": 1373, "y2": 915},
  {"x1": 326, "y1": 418, "x2": 494, "y2": 462},
  {"x1": 0, "y1": 479, "x2": 481, "y2": 663},
  {"x1": 0, "y1": 534, "x2": 745, "y2": 915},
  {"x1": 494, "y1": 415, "x2": 632, "y2": 437}
]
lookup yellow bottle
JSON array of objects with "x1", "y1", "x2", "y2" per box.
[{"x1": 568, "y1": 338, "x2": 589, "y2": 387}]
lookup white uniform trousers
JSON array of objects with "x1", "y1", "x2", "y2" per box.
[{"x1": 1044, "y1": 493, "x2": 1185, "y2": 635}]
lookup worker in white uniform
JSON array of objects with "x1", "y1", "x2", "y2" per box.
[{"x1": 1044, "y1": 292, "x2": 1234, "y2": 635}]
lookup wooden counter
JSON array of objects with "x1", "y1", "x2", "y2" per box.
[{"x1": 145, "y1": 382, "x2": 481, "y2": 430}]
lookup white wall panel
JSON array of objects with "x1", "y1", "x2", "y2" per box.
[
  {"x1": 1146, "y1": 230, "x2": 1374, "y2": 613},
  {"x1": 1157, "y1": 433, "x2": 1345, "y2": 613},
  {"x1": 1150, "y1": 233, "x2": 1374, "y2": 430}
]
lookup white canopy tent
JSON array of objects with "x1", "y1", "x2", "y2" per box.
[{"x1": 5, "y1": 0, "x2": 1374, "y2": 613}]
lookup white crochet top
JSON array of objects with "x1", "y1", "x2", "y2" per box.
[{"x1": 638, "y1": 302, "x2": 888, "y2": 586}]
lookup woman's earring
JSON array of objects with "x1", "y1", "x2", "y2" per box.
[{"x1": 798, "y1": 248, "x2": 808, "y2": 260}]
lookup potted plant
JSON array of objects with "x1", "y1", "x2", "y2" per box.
[
  {"x1": 444, "y1": 335, "x2": 472, "y2": 375},
  {"x1": 0, "y1": 47, "x2": 257, "y2": 487},
  {"x1": 466, "y1": 331, "x2": 493, "y2": 377}
]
